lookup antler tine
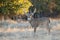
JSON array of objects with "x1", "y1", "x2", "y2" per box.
[{"x1": 32, "y1": 8, "x2": 36, "y2": 15}]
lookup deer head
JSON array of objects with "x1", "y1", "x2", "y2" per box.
[{"x1": 25, "y1": 8, "x2": 36, "y2": 21}]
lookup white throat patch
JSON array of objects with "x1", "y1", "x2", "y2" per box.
[{"x1": 28, "y1": 18, "x2": 31, "y2": 20}]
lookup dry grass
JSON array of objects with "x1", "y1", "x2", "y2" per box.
[{"x1": 0, "y1": 18, "x2": 60, "y2": 32}]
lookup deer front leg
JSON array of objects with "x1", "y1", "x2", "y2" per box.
[
  {"x1": 33, "y1": 27, "x2": 37, "y2": 37},
  {"x1": 34, "y1": 27, "x2": 37, "y2": 33}
]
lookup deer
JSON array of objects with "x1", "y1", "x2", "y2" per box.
[{"x1": 25, "y1": 8, "x2": 51, "y2": 34}]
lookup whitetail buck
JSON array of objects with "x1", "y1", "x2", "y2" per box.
[{"x1": 25, "y1": 8, "x2": 50, "y2": 34}]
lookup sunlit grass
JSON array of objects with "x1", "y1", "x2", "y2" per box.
[{"x1": 0, "y1": 18, "x2": 60, "y2": 33}]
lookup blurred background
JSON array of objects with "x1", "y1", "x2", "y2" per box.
[
  {"x1": 0, "y1": 0, "x2": 60, "y2": 21},
  {"x1": 0, "y1": 0, "x2": 60, "y2": 40}
]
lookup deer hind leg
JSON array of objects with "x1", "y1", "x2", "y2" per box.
[
  {"x1": 34, "y1": 27, "x2": 37, "y2": 33},
  {"x1": 47, "y1": 27, "x2": 50, "y2": 34},
  {"x1": 45, "y1": 20, "x2": 50, "y2": 35},
  {"x1": 47, "y1": 24, "x2": 51, "y2": 35},
  {"x1": 48, "y1": 20, "x2": 51, "y2": 34}
]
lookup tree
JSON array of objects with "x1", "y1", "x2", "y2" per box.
[
  {"x1": 0, "y1": 0, "x2": 32, "y2": 20},
  {"x1": 29, "y1": 0, "x2": 57, "y2": 13},
  {"x1": 55, "y1": 0, "x2": 60, "y2": 11}
]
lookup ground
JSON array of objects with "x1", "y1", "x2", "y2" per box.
[{"x1": 0, "y1": 19, "x2": 60, "y2": 40}]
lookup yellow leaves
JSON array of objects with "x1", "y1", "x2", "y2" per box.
[
  {"x1": 0, "y1": 3, "x2": 3, "y2": 7},
  {"x1": 14, "y1": 1, "x2": 17, "y2": 4},
  {"x1": 17, "y1": 8, "x2": 24, "y2": 15},
  {"x1": 14, "y1": 0, "x2": 25, "y2": 4},
  {"x1": 0, "y1": 0, "x2": 32, "y2": 15},
  {"x1": 14, "y1": 0, "x2": 32, "y2": 15},
  {"x1": 16, "y1": 8, "x2": 29, "y2": 15},
  {"x1": 19, "y1": 0, "x2": 24, "y2": 4}
]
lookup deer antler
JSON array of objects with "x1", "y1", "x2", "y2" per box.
[
  {"x1": 33, "y1": 8, "x2": 36, "y2": 13},
  {"x1": 31, "y1": 8, "x2": 36, "y2": 15}
]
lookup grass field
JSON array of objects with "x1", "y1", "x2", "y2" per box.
[{"x1": 0, "y1": 19, "x2": 60, "y2": 40}]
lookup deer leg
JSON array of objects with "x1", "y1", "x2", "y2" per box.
[
  {"x1": 47, "y1": 24, "x2": 51, "y2": 34},
  {"x1": 47, "y1": 28, "x2": 50, "y2": 34},
  {"x1": 34, "y1": 27, "x2": 37, "y2": 33}
]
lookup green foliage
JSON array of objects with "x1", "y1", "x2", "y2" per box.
[
  {"x1": 29, "y1": 0, "x2": 60, "y2": 13},
  {"x1": 55, "y1": 0, "x2": 60, "y2": 11},
  {"x1": 29, "y1": 0, "x2": 50, "y2": 12}
]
